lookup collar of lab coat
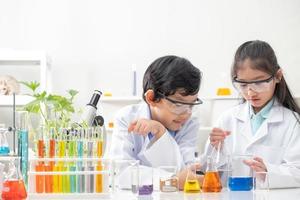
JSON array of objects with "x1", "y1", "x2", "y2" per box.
[{"x1": 234, "y1": 98, "x2": 283, "y2": 123}]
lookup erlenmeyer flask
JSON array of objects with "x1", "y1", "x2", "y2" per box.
[
  {"x1": 0, "y1": 129, "x2": 10, "y2": 155},
  {"x1": 183, "y1": 165, "x2": 201, "y2": 193},
  {"x1": 1, "y1": 157, "x2": 27, "y2": 200},
  {"x1": 202, "y1": 156, "x2": 222, "y2": 192}
]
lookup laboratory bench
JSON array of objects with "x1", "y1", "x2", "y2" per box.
[{"x1": 28, "y1": 188, "x2": 300, "y2": 200}]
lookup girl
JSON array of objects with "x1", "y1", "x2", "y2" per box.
[{"x1": 209, "y1": 40, "x2": 300, "y2": 188}]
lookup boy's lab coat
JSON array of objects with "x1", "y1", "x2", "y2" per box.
[
  {"x1": 216, "y1": 99, "x2": 300, "y2": 188},
  {"x1": 108, "y1": 102, "x2": 200, "y2": 170}
]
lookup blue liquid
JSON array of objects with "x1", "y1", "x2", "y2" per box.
[
  {"x1": 18, "y1": 130, "x2": 28, "y2": 187},
  {"x1": 228, "y1": 176, "x2": 253, "y2": 191},
  {"x1": 0, "y1": 146, "x2": 10, "y2": 155}
]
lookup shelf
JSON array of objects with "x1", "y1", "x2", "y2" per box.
[
  {"x1": 100, "y1": 96, "x2": 142, "y2": 103},
  {"x1": 0, "y1": 95, "x2": 33, "y2": 106}
]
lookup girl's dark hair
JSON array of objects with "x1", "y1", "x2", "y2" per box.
[
  {"x1": 143, "y1": 55, "x2": 201, "y2": 101},
  {"x1": 231, "y1": 40, "x2": 300, "y2": 119}
]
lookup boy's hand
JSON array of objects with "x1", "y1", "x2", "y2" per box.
[
  {"x1": 128, "y1": 119, "x2": 166, "y2": 139},
  {"x1": 210, "y1": 128, "x2": 230, "y2": 147}
]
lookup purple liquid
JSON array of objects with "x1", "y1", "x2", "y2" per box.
[{"x1": 138, "y1": 184, "x2": 153, "y2": 195}]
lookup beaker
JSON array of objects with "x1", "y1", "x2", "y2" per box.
[
  {"x1": 228, "y1": 155, "x2": 254, "y2": 191},
  {"x1": 1, "y1": 157, "x2": 27, "y2": 200},
  {"x1": 159, "y1": 166, "x2": 178, "y2": 192},
  {"x1": 138, "y1": 167, "x2": 153, "y2": 196},
  {"x1": 0, "y1": 129, "x2": 10, "y2": 155}
]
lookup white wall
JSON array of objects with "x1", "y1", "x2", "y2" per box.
[{"x1": 1, "y1": 0, "x2": 300, "y2": 122}]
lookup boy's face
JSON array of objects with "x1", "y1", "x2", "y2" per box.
[{"x1": 150, "y1": 91, "x2": 199, "y2": 131}]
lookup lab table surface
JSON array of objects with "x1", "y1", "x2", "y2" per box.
[{"x1": 28, "y1": 188, "x2": 300, "y2": 200}]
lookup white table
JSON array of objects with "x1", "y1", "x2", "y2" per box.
[
  {"x1": 113, "y1": 189, "x2": 300, "y2": 200},
  {"x1": 28, "y1": 188, "x2": 300, "y2": 200}
]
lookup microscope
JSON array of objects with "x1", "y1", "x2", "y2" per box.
[{"x1": 81, "y1": 90, "x2": 104, "y2": 127}]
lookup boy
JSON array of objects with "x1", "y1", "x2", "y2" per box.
[{"x1": 109, "y1": 55, "x2": 203, "y2": 189}]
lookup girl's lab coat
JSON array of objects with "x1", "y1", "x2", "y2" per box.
[
  {"x1": 108, "y1": 102, "x2": 200, "y2": 170},
  {"x1": 216, "y1": 99, "x2": 300, "y2": 188}
]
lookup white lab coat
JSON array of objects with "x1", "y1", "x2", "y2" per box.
[
  {"x1": 108, "y1": 102, "x2": 200, "y2": 170},
  {"x1": 213, "y1": 99, "x2": 300, "y2": 188}
]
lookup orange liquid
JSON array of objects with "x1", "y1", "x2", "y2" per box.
[
  {"x1": 38, "y1": 140, "x2": 44, "y2": 158},
  {"x1": 1, "y1": 179, "x2": 27, "y2": 200},
  {"x1": 35, "y1": 164, "x2": 45, "y2": 193},
  {"x1": 202, "y1": 171, "x2": 222, "y2": 192},
  {"x1": 45, "y1": 165, "x2": 53, "y2": 193},
  {"x1": 49, "y1": 139, "x2": 55, "y2": 157}
]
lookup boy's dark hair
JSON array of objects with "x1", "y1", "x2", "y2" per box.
[
  {"x1": 143, "y1": 55, "x2": 202, "y2": 101},
  {"x1": 231, "y1": 40, "x2": 300, "y2": 118}
]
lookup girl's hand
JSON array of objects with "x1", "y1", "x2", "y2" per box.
[
  {"x1": 209, "y1": 128, "x2": 230, "y2": 146},
  {"x1": 244, "y1": 157, "x2": 267, "y2": 172},
  {"x1": 128, "y1": 118, "x2": 166, "y2": 139}
]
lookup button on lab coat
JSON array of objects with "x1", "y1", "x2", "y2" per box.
[
  {"x1": 108, "y1": 102, "x2": 200, "y2": 170},
  {"x1": 214, "y1": 99, "x2": 300, "y2": 188}
]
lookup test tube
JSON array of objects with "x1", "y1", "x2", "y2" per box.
[
  {"x1": 36, "y1": 127, "x2": 45, "y2": 193},
  {"x1": 16, "y1": 111, "x2": 29, "y2": 187},
  {"x1": 69, "y1": 130, "x2": 77, "y2": 193},
  {"x1": 77, "y1": 128, "x2": 85, "y2": 193},
  {"x1": 96, "y1": 127, "x2": 103, "y2": 193},
  {"x1": 85, "y1": 128, "x2": 94, "y2": 193}
]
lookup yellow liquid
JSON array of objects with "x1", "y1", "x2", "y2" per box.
[
  {"x1": 96, "y1": 164, "x2": 103, "y2": 193},
  {"x1": 184, "y1": 179, "x2": 201, "y2": 193}
]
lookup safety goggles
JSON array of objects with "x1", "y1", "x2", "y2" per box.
[
  {"x1": 233, "y1": 75, "x2": 274, "y2": 93},
  {"x1": 158, "y1": 92, "x2": 203, "y2": 114}
]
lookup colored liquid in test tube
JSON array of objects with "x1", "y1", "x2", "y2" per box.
[
  {"x1": 96, "y1": 128, "x2": 103, "y2": 193},
  {"x1": 85, "y1": 128, "x2": 94, "y2": 193},
  {"x1": 76, "y1": 129, "x2": 85, "y2": 193},
  {"x1": 36, "y1": 127, "x2": 45, "y2": 193},
  {"x1": 68, "y1": 131, "x2": 77, "y2": 193}
]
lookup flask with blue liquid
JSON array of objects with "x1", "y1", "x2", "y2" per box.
[{"x1": 228, "y1": 155, "x2": 254, "y2": 191}]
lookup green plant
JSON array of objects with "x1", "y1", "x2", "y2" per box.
[{"x1": 20, "y1": 81, "x2": 79, "y2": 130}]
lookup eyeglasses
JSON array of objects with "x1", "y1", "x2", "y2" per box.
[
  {"x1": 158, "y1": 92, "x2": 203, "y2": 115},
  {"x1": 233, "y1": 75, "x2": 274, "y2": 93}
]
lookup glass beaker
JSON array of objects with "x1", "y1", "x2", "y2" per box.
[
  {"x1": 159, "y1": 166, "x2": 178, "y2": 192},
  {"x1": 0, "y1": 128, "x2": 10, "y2": 155},
  {"x1": 138, "y1": 166, "x2": 153, "y2": 196},
  {"x1": 228, "y1": 155, "x2": 254, "y2": 191},
  {"x1": 184, "y1": 164, "x2": 201, "y2": 193},
  {"x1": 1, "y1": 157, "x2": 27, "y2": 200},
  {"x1": 202, "y1": 156, "x2": 222, "y2": 192}
]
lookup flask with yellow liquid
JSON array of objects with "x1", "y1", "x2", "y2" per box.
[{"x1": 183, "y1": 165, "x2": 201, "y2": 193}]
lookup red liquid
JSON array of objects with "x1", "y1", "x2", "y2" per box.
[
  {"x1": 1, "y1": 179, "x2": 27, "y2": 200},
  {"x1": 202, "y1": 171, "x2": 222, "y2": 192}
]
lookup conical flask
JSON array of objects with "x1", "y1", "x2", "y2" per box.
[
  {"x1": 1, "y1": 157, "x2": 27, "y2": 200},
  {"x1": 183, "y1": 164, "x2": 201, "y2": 193},
  {"x1": 202, "y1": 156, "x2": 222, "y2": 192},
  {"x1": 0, "y1": 129, "x2": 10, "y2": 155}
]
